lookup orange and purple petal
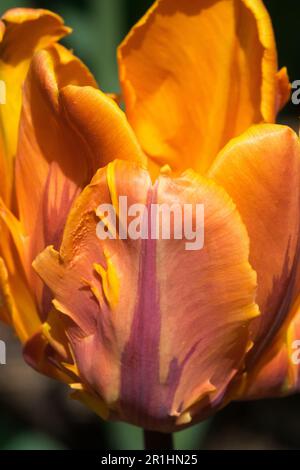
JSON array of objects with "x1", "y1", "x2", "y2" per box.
[{"x1": 34, "y1": 160, "x2": 259, "y2": 431}]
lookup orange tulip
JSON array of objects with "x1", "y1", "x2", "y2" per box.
[{"x1": 0, "y1": 1, "x2": 299, "y2": 433}]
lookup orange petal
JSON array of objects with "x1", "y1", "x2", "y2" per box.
[
  {"x1": 0, "y1": 199, "x2": 41, "y2": 342},
  {"x1": 0, "y1": 201, "x2": 72, "y2": 356},
  {"x1": 15, "y1": 44, "x2": 145, "y2": 315},
  {"x1": 118, "y1": 0, "x2": 278, "y2": 173},
  {"x1": 59, "y1": 85, "x2": 146, "y2": 170},
  {"x1": 0, "y1": 257, "x2": 12, "y2": 324},
  {"x1": 0, "y1": 256, "x2": 41, "y2": 343},
  {"x1": 23, "y1": 307, "x2": 79, "y2": 382},
  {"x1": 34, "y1": 160, "x2": 259, "y2": 431},
  {"x1": 0, "y1": 8, "x2": 70, "y2": 204},
  {"x1": 209, "y1": 124, "x2": 300, "y2": 352},
  {"x1": 0, "y1": 197, "x2": 26, "y2": 271},
  {"x1": 15, "y1": 44, "x2": 96, "y2": 234},
  {"x1": 16, "y1": 45, "x2": 144, "y2": 264}
]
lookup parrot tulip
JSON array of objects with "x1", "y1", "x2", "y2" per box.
[{"x1": 0, "y1": 0, "x2": 299, "y2": 434}]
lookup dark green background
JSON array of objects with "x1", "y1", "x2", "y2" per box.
[{"x1": 0, "y1": 0, "x2": 300, "y2": 450}]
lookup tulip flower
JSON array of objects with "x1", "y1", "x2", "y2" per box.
[{"x1": 0, "y1": 0, "x2": 299, "y2": 443}]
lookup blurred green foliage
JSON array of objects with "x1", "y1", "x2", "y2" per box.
[
  {"x1": 107, "y1": 420, "x2": 210, "y2": 450},
  {"x1": 0, "y1": 0, "x2": 153, "y2": 92}
]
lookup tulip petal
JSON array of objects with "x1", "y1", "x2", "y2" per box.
[
  {"x1": 34, "y1": 160, "x2": 259, "y2": 431},
  {"x1": 15, "y1": 45, "x2": 96, "y2": 237},
  {"x1": 59, "y1": 85, "x2": 146, "y2": 170},
  {"x1": 152, "y1": 169, "x2": 259, "y2": 428},
  {"x1": 15, "y1": 44, "x2": 145, "y2": 318},
  {"x1": 0, "y1": 257, "x2": 12, "y2": 324},
  {"x1": 0, "y1": 199, "x2": 41, "y2": 341},
  {"x1": 209, "y1": 124, "x2": 300, "y2": 354},
  {"x1": 118, "y1": 0, "x2": 278, "y2": 173},
  {"x1": 23, "y1": 307, "x2": 79, "y2": 383},
  {"x1": 0, "y1": 197, "x2": 26, "y2": 270},
  {"x1": 0, "y1": 8, "x2": 70, "y2": 203},
  {"x1": 0, "y1": 255, "x2": 41, "y2": 343},
  {"x1": 276, "y1": 67, "x2": 291, "y2": 113}
]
